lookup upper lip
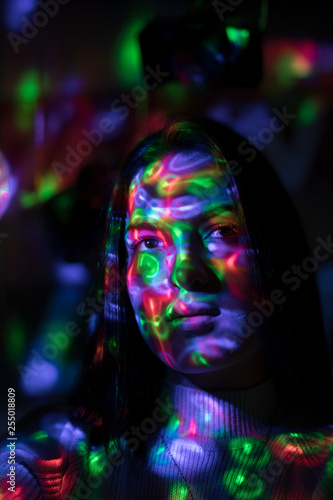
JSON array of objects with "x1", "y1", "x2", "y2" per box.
[{"x1": 168, "y1": 303, "x2": 220, "y2": 321}]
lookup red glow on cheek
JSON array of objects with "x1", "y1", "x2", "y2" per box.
[
  {"x1": 126, "y1": 260, "x2": 136, "y2": 287},
  {"x1": 226, "y1": 253, "x2": 238, "y2": 268},
  {"x1": 142, "y1": 290, "x2": 166, "y2": 318},
  {"x1": 216, "y1": 249, "x2": 251, "y2": 301},
  {"x1": 142, "y1": 292, "x2": 175, "y2": 369}
]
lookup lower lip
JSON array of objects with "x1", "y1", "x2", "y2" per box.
[{"x1": 172, "y1": 315, "x2": 217, "y2": 335}]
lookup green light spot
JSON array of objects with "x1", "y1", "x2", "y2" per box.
[
  {"x1": 153, "y1": 317, "x2": 170, "y2": 341},
  {"x1": 223, "y1": 468, "x2": 264, "y2": 499},
  {"x1": 38, "y1": 173, "x2": 58, "y2": 203},
  {"x1": 178, "y1": 485, "x2": 189, "y2": 500},
  {"x1": 5, "y1": 318, "x2": 26, "y2": 365},
  {"x1": 108, "y1": 440, "x2": 118, "y2": 455},
  {"x1": 226, "y1": 27, "x2": 250, "y2": 48},
  {"x1": 138, "y1": 311, "x2": 150, "y2": 339},
  {"x1": 139, "y1": 253, "x2": 159, "y2": 280},
  {"x1": 20, "y1": 191, "x2": 38, "y2": 209},
  {"x1": 235, "y1": 473, "x2": 245, "y2": 485},
  {"x1": 244, "y1": 442, "x2": 253, "y2": 454},
  {"x1": 89, "y1": 448, "x2": 107, "y2": 475},
  {"x1": 14, "y1": 70, "x2": 41, "y2": 130},
  {"x1": 32, "y1": 431, "x2": 48, "y2": 440},
  {"x1": 108, "y1": 337, "x2": 119, "y2": 355},
  {"x1": 169, "y1": 415, "x2": 180, "y2": 433},
  {"x1": 114, "y1": 18, "x2": 147, "y2": 86},
  {"x1": 170, "y1": 483, "x2": 189, "y2": 500},
  {"x1": 192, "y1": 351, "x2": 209, "y2": 366},
  {"x1": 173, "y1": 227, "x2": 182, "y2": 239},
  {"x1": 16, "y1": 70, "x2": 40, "y2": 102},
  {"x1": 77, "y1": 440, "x2": 88, "y2": 456},
  {"x1": 298, "y1": 99, "x2": 318, "y2": 125},
  {"x1": 229, "y1": 437, "x2": 271, "y2": 468},
  {"x1": 20, "y1": 173, "x2": 59, "y2": 208}
]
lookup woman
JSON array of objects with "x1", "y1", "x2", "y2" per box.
[{"x1": 1, "y1": 116, "x2": 333, "y2": 499}]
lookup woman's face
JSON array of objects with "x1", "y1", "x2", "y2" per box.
[{"x1": 125, "y1": 151, "x2": 260, "y2": 373}]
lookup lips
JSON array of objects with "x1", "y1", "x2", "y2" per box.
[
  {"x1": 173, "y1": 315, "x2": 217, "y2": 332},
  {"x1": 168, "y1": 303, "x2": 221, "y2": 322}
]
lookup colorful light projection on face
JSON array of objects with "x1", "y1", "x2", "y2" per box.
[{"x1": 126, "y1": 151, "x2": 258, "y2": 373}]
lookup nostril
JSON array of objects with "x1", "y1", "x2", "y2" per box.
[{"x1": 171, "y1": 258, "x2": 210, "y2": 290}]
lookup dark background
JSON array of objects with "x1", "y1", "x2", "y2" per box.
[{"x1": 1, "y1": 0, "x2": 333, "y2": 432}]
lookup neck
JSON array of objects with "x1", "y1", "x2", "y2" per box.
[{"x1": 162, "y1": 376, "x2": 279, "y2": 440}]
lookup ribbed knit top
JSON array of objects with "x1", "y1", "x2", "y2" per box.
[{"x1": 1, "y1": 379, "x2": 333, "y2": 499}]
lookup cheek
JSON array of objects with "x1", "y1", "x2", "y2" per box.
[
  {"x1": 136, "y1": 290, "x2": 175, "y2": 355},
  {"x1": 126, "y1": 252, "x2": 170, "y2": 309},
  {"x1": 127, "y1": 251, "x2": 168, "y2": 287},
  {"x1": 226, "y1": 267, "x2": 252, "y2": 301},
  {"x1": 211, "y1": 247, "x2": 252, "y2": 301},
  {"x1": 138, "y1": 253, "x2": 163, "y2": 283}
]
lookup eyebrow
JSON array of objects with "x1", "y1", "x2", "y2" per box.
[
  {"x1": 126, "y1": 220, "x2": 166, "y2": 233},
  {"x1": 200, "y1": 204, "x2": 235, "y2": 221}
]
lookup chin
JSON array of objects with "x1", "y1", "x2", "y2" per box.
[{"x1": 165, "y1": 350, "x2": 238, "y2": 374}]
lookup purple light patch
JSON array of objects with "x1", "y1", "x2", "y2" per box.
[
  {"x1": 20, "y1": 361, "x2": 59, "y2": 396},
  {"x1": 4, "y1": 0, "x2": 37, "y2": 31}
]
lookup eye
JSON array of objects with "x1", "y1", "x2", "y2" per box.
[
  {"x1": 134, "y1": 236, "x2": 164, "y2": 250},
  {"x1": 205, "y1": 223, "x2": 239, "y2": 240},
  {"x1": 141, "y1": 238, "x2": 159, "y2": 249}
]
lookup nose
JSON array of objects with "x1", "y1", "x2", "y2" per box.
[{"x1": 169, "y1": 246, "x2": 210, "y2": 291}]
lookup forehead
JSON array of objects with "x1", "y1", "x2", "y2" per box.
[{"x1": 127, "y1": 152, "x2": 233, "y2": 220}]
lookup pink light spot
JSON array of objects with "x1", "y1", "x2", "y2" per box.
[
  {"x1": 188, "y1": 419, "x2": 197, "y2": 436},
  {"x1": 128, "y1": 186, "x2": 137, "y2": 213},
  {"x1": 226, "y1": 253, "x2": 237, "y2": 268},
  {"x1": 149, "y1": 298, "x2": 155, "y2": 315}
]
